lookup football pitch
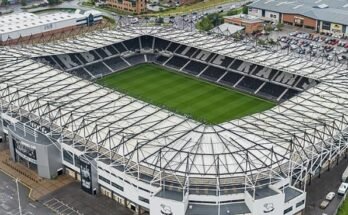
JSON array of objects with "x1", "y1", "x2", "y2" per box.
[{"x1": 97, "y1": 64, "x2": 275, "y2": 124}]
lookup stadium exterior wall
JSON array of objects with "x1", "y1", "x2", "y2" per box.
[{"x1": 0, "y1": 113, "x2": 307, "y2": 215}]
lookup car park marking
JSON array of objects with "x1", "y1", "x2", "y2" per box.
[{"x1": 44, "y1": 198, "x2": 83, "y2": 215}]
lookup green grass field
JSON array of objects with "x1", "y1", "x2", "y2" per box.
[
  {"x1": 338, "y1": 200, "x2": 348, "y2": 215},
  {"x1": 97, "y1": 64, "x2": 275, "y2": 124}
]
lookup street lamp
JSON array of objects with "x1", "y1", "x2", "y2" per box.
[{"x1": 15, "y1": 178, "x2": 22, "y2": 215}]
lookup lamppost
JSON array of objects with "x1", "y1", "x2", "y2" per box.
[{"x1": 15, "y1": 178, "x2": 22, "y2": 215}]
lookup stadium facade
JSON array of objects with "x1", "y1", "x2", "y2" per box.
[{"x1": 0, "y1": 26, "x2": 348, "y2": 215}]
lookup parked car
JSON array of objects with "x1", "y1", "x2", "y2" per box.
[
  {"x1": 320, "y1": 200, "x2": 330, "y2": 209},
  {"x1": 289, "y1": 32, "x2": 298, "y2": 36},
  {"x1": 338, "y1": 182, "x2": 348, "y2": 195},
  {"x1": 217, "y1": 6, "x2": 223, "y2": 13},
  {"x1": 325, "y1": 192, "x2": 335, "y2": 201},
  {"x1": 290, "y1": 44, "x2": 298, "y2": 50},
  {"x1": 298, "y1": 49, "x2": 305, "y2": 55},
  {"x1": 281, "y1": 44, "x2": 289, "y2": 50}
]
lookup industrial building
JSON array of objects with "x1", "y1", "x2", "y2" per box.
[
  {"x1": 248, "y1": 0, "x2": 348, "y2": 35},
  {"x1": 1, "y1": 25, "x2": 348, "y2": 215},
  {"x1": 0, "y1": 10, "x2": 102, "y2": 44}
]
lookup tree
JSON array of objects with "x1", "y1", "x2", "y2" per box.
[
  {"x1": 226, "y1": 8, "x2": 240, "y2": 16},
  {"x1": 1, "y1": 0, "x2": 9, "y2": 6},
  {"x1": 196, "y1": 17, "x2": 213, "y2": 31},
  {"x1": 242, "y1": 6, "x2": 248, "y2": 14},
  {"x1": 156, "y1": 17, "x2": 164, "y2": 25},
  {"x1": 264, "y1": 23, "x2": 274, "y2": 32},
  {"x1": 20, "y1": 0, "x2": 27, "y2": 6},
  {"x1": 47, "y1": 0, "x2": 59, "y2": 5},
  {"x1": 207, "y1": 13, "x2": 223, "y2": 27},
  {"x1": 276, "y1": 22, "x2": 284, "y2": 30}
]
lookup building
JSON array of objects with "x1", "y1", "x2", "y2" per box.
[
  {"x1": 107, "y1": 0, "x2": 146, "y2": 14},
  {"x1": 224, "y1": 14, "x2": 264, "y2": 34},
  {"x1": 211, "y1": 23, "x2": 245, "y2": 36},
  {"x1": 0, "y1": 10, "x2": 102, "y2": 45},
  {"x1": 1, "y1": 26, "x2": 348, "y2": 215},
  {"x1": 248, "y1": 0, "x2": 348, "y2": 35}
]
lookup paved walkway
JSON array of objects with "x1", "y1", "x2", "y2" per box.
[{"x1": 0, "y1": 149, "x2": 74, "y2": 201}]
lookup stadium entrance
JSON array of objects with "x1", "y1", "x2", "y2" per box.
[
  {"x1": 16, "y1": 155, "x2": 38, "y2": 172},
  {"x1": 12, "y1": 137, "x2": 38, "y2": 172},
  {"x1": 0, "y1": 132, "x2": 8, "y2": 149}
]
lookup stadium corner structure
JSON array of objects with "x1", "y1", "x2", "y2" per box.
[{"x1": 0, "y1": 26, "x2": 347, "y2": 215}]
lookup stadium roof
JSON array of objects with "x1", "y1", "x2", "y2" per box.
[
  {"x1": 249, "y1": 0, "x2": 348, "y2": 25},
  {"x1": 1, "y1": 26, "x2": 348, "y2": 186},
  {"x1": 211, "y1": 23, "x2": 245, "y2": 36}
]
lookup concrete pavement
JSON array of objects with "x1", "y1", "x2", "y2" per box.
[
  {"x1": 0, "y1": 170, "x2": 54, "y2": 215},
  {"x1": 0, "y1": 149, "x2": 74, "y2": 201},
  {"x1": 41, "y1": 182, "x2": 134, "y2": 215}
]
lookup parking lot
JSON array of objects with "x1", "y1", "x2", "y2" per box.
[
  {"x1": 0, "y1": 171, "x2": 54, "y2": 215},
  {"x1": 40, "y1": 182, "x2": 133, "y2": 215},
  {"x1": 278, "y1": 31, "x2": 348, "y2": 64},
  {"x1": 44, "y1": 198, "x2": 82, "y2": 215}
]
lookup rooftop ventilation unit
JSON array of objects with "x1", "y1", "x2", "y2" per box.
[{"x1": 316, "y1": 4, "x2": 329, "y2": 9}]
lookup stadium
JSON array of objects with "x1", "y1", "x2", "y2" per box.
[{"x1": 0, "y1": 25, "x2": 347, "y2": 215}]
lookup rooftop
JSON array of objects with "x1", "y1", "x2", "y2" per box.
[
  {"x1": 249, "y1": 0, "x2": 348, "y2": 25},
  {"x1": 225, "y1": 14, "x2": 264, "y2": 23},
  {"x1": 284, "y1": 186, "x2": 302, "y2": 202},
  {"x1": 0, "y1": 10, "x2": 101, "y2": 35},
  {"x1": 248, "y1": 186, "x2": 279, "y2": 200},
  {"x1": 186, "y1": 202, "x2": 251, "y2": 215},
  {"x1": 211, "y1": 23, "x2": 245, "y2": 36}
]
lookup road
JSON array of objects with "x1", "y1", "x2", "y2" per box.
[
  {"x1": 0, "y1": 171, "x2": 54, "y2": 215},
  {"x1": 305, "y1": 159, "x2": 348, "y2": 215},
  {"x1": 0, "y1": 0, "x2": 249, "y2": 31}
]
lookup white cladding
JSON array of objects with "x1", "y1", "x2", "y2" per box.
[
  {"x1": 265, "y1": 11, "x2": 280, "y2": 21},
  {"x1": 248, "y1": 8, "x2": 262, "y2": 17},
  {"x1": 0, "y1": 10, "x2": 102, "y2": 41}
]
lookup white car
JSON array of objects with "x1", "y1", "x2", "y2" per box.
[
  {"x1": 325, "y1": 192, "x2": 335, "y2": 201},
  {"x1": 338, "y1": 182, "x2": 348, "y2": 195},
  {"x1": 230, "y1": 5, "x2": 236, "y2": 9},
  {"x1": 320, "y1": 200, "x2": 330, "y2": 209}
]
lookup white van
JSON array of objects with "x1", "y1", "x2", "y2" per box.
[
  {"x1": 342, "y1": 166, "x2": 348, "y2": 182},
  {"x1": 338, "y1": 182, "x2": 348, "y2": 195}
]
